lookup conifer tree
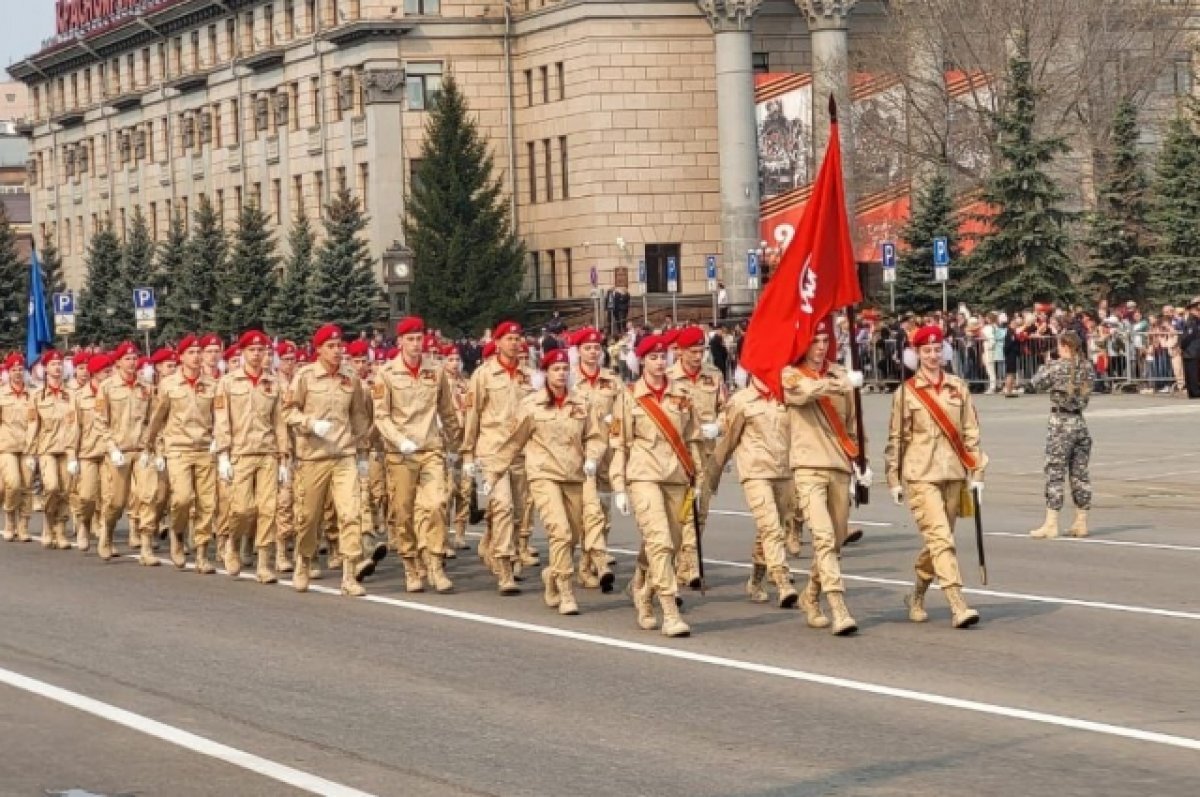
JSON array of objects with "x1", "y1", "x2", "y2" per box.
[
  {"x1": 179, "y1": 196, "x2": 226, "y2": 336},
  {"x1": 312, "y1": 189, "x2": 384, "y2": 336},
  {"x1": 266, "y1": 213, "x2": 318, "y2": 342},
  {"x1": 38, "y1": 232, "x2": 65, "y2": 329},
  {"x1": 112, "y1": 206, "x2": 156, "y2": 343},
  {"x1": 896, "y1": 171, "x2": 959, "y2": 314},
  {"x1": 1147, "y1": 108, "x2": 1200, "y2": 304},
  {"x1": 75, "y1": 225, "x2": 124, "y2": 345},
  {"x1": 0, "y1": 202, "x2": 24, "y2": 352},
  {"x1": 216, "y1": 201, "x2": 278, "y2": 338},
  {"x1": 157, "y1": 213, "x2": 193, "y2": 343}
]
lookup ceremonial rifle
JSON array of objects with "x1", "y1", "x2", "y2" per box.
[{"x1": 973, "y1": 485, "x2": 988, "y2": 585}]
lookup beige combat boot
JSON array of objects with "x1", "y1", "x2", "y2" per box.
[
  {"x1": 677, "y1": 548, "x2": 701, "y2": 590},
  {"x1": 255, "y1": 549, "x2": 277, "y2": 584},
  {"x1": 785, "y1": 522, "x2": 803, "y2": 557},
  {"x1": 309, "y1": 555, "x2": 323, "y2": 580},
  {"x1": 353, "y1": 542, "x2": 388, "y2": 582},
  {"x1": 799, "y1": 579, "x2": 830, "y2": 629},
  {"x1": 127, "y1": 521, "x2": 142, "y2": 555},
  {"x1": 905, "y1": 578, "x2": 931, "y2": 623},
  {"x1": 658, "y1": 594, "x2": 691, "y2": 638},
  {"x1": 168, "y1": 530, "x2": 187, "y2": 569},
  {"x1": 40, "y1": 524, "x2": 54, "y2": 548},
  {"x1": 138, "y1": 532, "x2": 159, "y2": 567},
  {"x1": 293, "y1": 555, "x2": 312, "y2": 592},
  {"x1": 327, "y1": 539, "x2": 343, "y2": 570},
  {"x1": 826, "y1": 592, "x2": 858, "y2": 636},
  {"x1": 427, "y1": 553, "x2": 454, "y2": 594},
  {"x1": 541, "y1": 567, "x2": 561, "y2": 608},
  {"x1": 632, "y1": 571, "x2": 658, "y2": 631},
  {"x1": 97, "y1": 523, "x2": 115, "y2": 561},
  {"x1": 1067, "y1": 509, "x2": 1089, "y2": 538},
  {"x1": 745, "y1": 564, "x2": 769, "y2": 603},
  {"x1": 557, "y1": 575, "x2": 580, "y2": 616},
  {"x1": 275, "y1": 542, "x2": 294, "y2": 574},
  {"x1": 195, "y1": 542, "x2": 216, "y2": 575},
  {"x1": 74, "y1": 520, "x2": 90, "y2": 552},
  {"x1": 497, "y1": 558, "x2": 521, "y2": 596},
  {"x1": 402, "y1": 557, "x2": 426, "y2": 593},
  {"x1": 1030, "y1": 508, "x2": 1059, "y2": 539},
  {"x1": 577, "y1": 557, "x2": 600, "y2": 590},
  {"x1": 593, "y1": 549, "x2": 615, "y2": 594},
  {"x1": 1, "y1": 511, "x2": 15, "y2": 542},
  {"x1": 452, "y1": 527, "x2": 469, "y2": 550},
  {"x1": 519, "y1": 536, "x2": 541, "y2": 567},
  {"x1": 341, "y1": 559, "x2": 366, "y2": 597},
  {"x1": 223, "y1": 536, "x2": 242, "y2": 577},
  {"x1": 771, "y1": 568, "x2": 799, "y2": 609},
  {"x1": 944, "y1": 586, "x2": 980, "y2": 629}
]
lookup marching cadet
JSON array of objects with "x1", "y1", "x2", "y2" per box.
[
  {"x1": 200, "y1": 334, "x2": 223, "y2": 380},
  {"x1": 708, "y1": 372, "x2": 798, "y2": 610},
  {"x1": 345, "y1": 338, "x2": 389, "y2": 576},
  {"x1": 213, "y1": 330, "x2": 289, "y2": 583},
  {"x1": 441, "y1": 343, "x2": 473, "y2": 552},
  {"x1": 569, "y1": 327, "x2": 621, "y2": 592},
  {"x1": 215, "y1": 345, "x2": 239, "y2": 567},
  {"x1": 1028, "y1": 331, "x2": 1095, "y2": 539},
  {"x1": 0, "y1": 354, "x2": 33, "y2": 542},
  {"x1": 71, "y1": 353, "x2": 112, "y2": 552},
  {"x1": 373, "y1": 317, "x2": 461, "y2": 593},
  {"x1": 667, "y1": 325, "x2": 725, "y2": 589},
  {"x1": 463, "y1": 322, "x2": 536, "y2": 593},
  {"x1": 610, "y1": 334, "x2": 703, "y2": 638},
  {"x1": 66, "y1": 351, "x2": 91, "y2": 544},
  {"x1": 885, "y1": 325, "x2": 987, "y2": 629},
  {"x1": 283, "y1": 324, "x2": 374, "y2": 597},
  {"x1": 143, "y1": 336, "x2": 219, "y2": 572},
  {"x1": 94, "y1": 342, "x2": 153, "y2": 561},
  {"x1": 780, "y1": 320, "x2": 866, "y2": 636},
  {"x1": 145, "y1": 348, "x2": 178, "y2": 551},
  {"x1": 487, "y1": 348, "x2": 606, "y2": 616},
  {"x1": 68, "y1": 353, "x2": 90, "y2": 394},
  {"x1": 273, "y1": 341, "x2": 299, "y2": 573},
  {"x1": 27, "y1": 350, "x2": 79, "y2": 551}
]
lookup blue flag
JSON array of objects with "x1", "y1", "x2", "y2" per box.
[{"x1": 26, "y1": 247, "x2": 53, "y2": 366}]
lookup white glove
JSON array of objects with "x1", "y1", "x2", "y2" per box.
[
  {"x1": 311, "y1": 419, "x2": 333, "y2": 439},
  {"x1": 139, "y1": 451, "x2": 152, "y2": 470},
  {"x1": 357, "y1": 458, "x2": 370, "y2": 478},
  {"x1": 614, "y1": 492, "x2": 631, "y2": 516},
  {"x1": 480, "y1": 480, "x2": 493, "y2": 498},
  {"x1": 209, "y1": 439, "x2": 218, "y2": 454},
  {"x1": 602, "y1": 413, "x2": 613, "y2": 426},
  {"x1": 66, "y1": 459, "x2": 80, "y2": 477},
  {"x1": 853, "y1": 463, "x2": 874, "y2": 489},
  {"x1": 464, "y1": 460, "x2": 478, "y2": 479},
  {"x1": 218, "y1": 453, "x2": 234, "y2": 483},
  {"x1": 583, "y1": 459, "x2": 597, "y2": 478},
  {"x1": 700, "y1": 422, "x2": 721, "y2": 440},
  {"x1": 24, "y1": 456, "x2": 37, "y2": 473},
  {"x1": 278, "y1": 463, "x2": 291, "y2": 485},
  {"x1": 109, "y1": 448, "x2": 126, "y2": 467},
  {"x1": 891, "y1": 485, "x2": 904, "y2": 505},
  {"x1": 154, "y1": 456, "x2": 166, "y2": 472},
  {"x1": 971, "y1": 481, "x2": 985, "y2": 504},
  {"x1": 846, "y1": 369, "x2": 865, "y2": 389},
  {"x1": 398, "y1": 438, "x2": 418, "y2": 455}
]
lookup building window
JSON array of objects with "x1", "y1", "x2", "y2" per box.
[
  {"x1": 215, "y1": 190, "x2": 224, "y2": 227},
  {"x1": 540, "y1": 65, "x2": 549, "y2": 104},
  {"x1": 543, "y1": 139, "x2": 553, "y2": 202},
  {"x1": 556, "y1": 61, "x2": 565, "y2": 101},
  {"x1": 358, "y1": 162, "x2": 369, "y2": 211},
  {"x1": 290, "y1": 82, "x2": 300, "y2": 130},
  {"x1": 335, "y1": 166, "x2": 347, "y2": 195},
  {"x1": 181, "y1": 198, "x2": 190, "y2": 233},
  {"x1": 265, "y1": 5, "x2": 275, "y2": 47},
  {"x1": 405, "y1": 63, "x2": 443, "y2": 110},
  {"x1": 526, "y1": 142, "x2": 536, "y2": 204},
  {"x1": 404, "y1": 0, "x2": 440, "y2": 13},
  {"x1": 142, "y1": 48, "x2": 152, "y2": 84},
  {"x1": 528, "y1": 251, "x2": 540, "y2": 298},
  {"x1": 753, "y1": 52, "x2": 769, "y2": 74},
  {"x1": 1174, "y1": 55, "x2": 1194, "y2": 96},
  {"x1": 546, "y1": 250, "x2": 557, "y2": 299},
  {"x1": 644, "y1": 243, "x2": 682, "y2": 294},
  {"x1": 126, "y1": 53, "x2": 136, "y2": 88},
  {"x1": 172, "y1": 37, "x2": 183, "y2": 76},
  {"x1": 524, "y1": 69, "x2": 533, "y2": 106},
  {"x1": 293, "y1": 175, "x2": 304, "y2": 218},
  {"x1": 315, "y1": 170, "x2": 325, "y2": 217},
  {"x1": 305, "y1": 0, "x2": 316, "y2": 32},
  {"x1": 63, "y1": 218, "x2": 71, "y2": 256},
  {"x1": 564, "y1": 248, "x2": 573, "y2": 296},
  {"x1": 243, "y1": 12, "x2": 255, "y2": 53},
  {"x1": 310, "y1": 77, "x2": 321, "y2": 124},
  {"x1": 251, "y1": 182, "x2": 263, "y2": 210},
  {"x1": 285, "y1": 1, "x2": 296, "y2": 38},
  {"x1": 332, "y1": 71, "x2": 345, "y2": 122},
  {"x1": 234, "y1": 186, "x2": 243, "y2": 217},
  {"x1": 559, "y1": 136, "x2": 569, "y2": 199},
  {"x1": 229, "y1": 98, "x2": 240, "y2": 144},
  {"x1": 409, "y1": 158, "x2": 424, "y2": 195},
  {"x1": 208, "y1": 25, "x2": 219, "y2": 64}
]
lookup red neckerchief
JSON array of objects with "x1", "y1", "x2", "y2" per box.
[
  {"x1": 921, "y1": 369, "x2": 944, "y2": 392},
  {"x1": 89, "y1": 381, "x2": 100, "y2": 396},
  {"x1": 244, "y1": 369, "x2": 262, "y2": 388},
  {"x1": 682, "y1": 365, "x2": 701, "y2": 383},
  {"x1": 548, "y1": 387, "x2": 566, "y2": 408},
  {"x1": 46, "y1": 382, "x2": 63, "y2": 399},
  {"x1": 498, "y1": 355, "x2": 520, "y2": 380},
  {"x1": 643, "y1": 376, "x2": 667, "y2": 404},
  {"x1": 182, "y1": 369, "x2": 201, "y2": 391},
  {"x1": 579, "y1": 365, "x2": 600, "y2": 387},
  {"x1": 755, "y1": 384, "x2": 774, "y2": 403},
  {"x1": 122, "y1": 372, "x2": 137, "y2": 389},
  {"x1": 402, "y1": 356, "x2": 421, "y2": 380}
]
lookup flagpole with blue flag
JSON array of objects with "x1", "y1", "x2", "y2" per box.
[{"x1": 26, "y1": 244, "x2": 53, "y2": 366}]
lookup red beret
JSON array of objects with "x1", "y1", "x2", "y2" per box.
[
  {"x1": 441, "y1": 344, "x2": 460, "y2": 357},
  {"x1": 295, "y1": 349, "x2": 310, "y2": 364},
  {"x1": 814, "y1": 316, "x2": 833, "y2": 337},
  {"x1": 312, "y1": 324, "x2": 343, "y2": 348},
  {"x1": 911, "y1": 325, "x2": 945, "y2": 348},
  {"x1": 87, "y1": 353, "x2": 112, "y2": 373},
  {"x1": 675, "y1": 326, "x2": 705, "y2": 349},
  {"x1": 345, "y1": 339, "x2": 370, "y2": 358},
  {"x1": 572, "y1": 327, "x2": 603, "y2": 347},
  {"x1": 541, "y1": 349, "x2": 569, "y2": 370},
  {"x1": 39, "y1": 349, "x2": 63, "y2": 366},
  {"x1": 238, "y1": 330, "x2": 271, "y2": 349},
  {"x1": 396, "y1": 317, "x2": 425, "y2": 337},
  {"x1": 275, "y1": 340, "x2": 298, "y2": 357},
  {"x1": 223, "y1": 345, "x2": 240, "y2": 362},
  {"x1": 199, "y1": 334, "x2": 222, "y2": 350},
  {"x1": 383, "y1": 347, "x2": 399, "y2": 361},
  {"x1": 72, "y1": 352, "x2": 91, "y2": 368},
  {"x1": 176, "y1": 335, "x2": 201, "y2": 355},
  {"x1": 482, "y1": 341, "x2": 497, "y2": 360},
  {"x1": 113, "y1": 341, "x2": 140, "y2": 361},
  {"x1": 635, "y1": 335, "x2": 668, "y2": 359},
  {"x1": 150, "y1": 348, "x2": 178, "y2": 366},
  {"x1": 136, "y1": 356, "x2": 151, "y2": 371},
  {"x1": 493, "y1": 321, "x2": 522, "y2": 340},
  {"x1": 3, "y1": 353, "x2": 24, "y2": 370},
  {"x1": 660, "y1": 329, "x2": 681, "y2": 348}
]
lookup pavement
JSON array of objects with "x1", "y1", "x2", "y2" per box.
[{"x1": 0, "y1": 392, "x2": 1198, "y2": 797}]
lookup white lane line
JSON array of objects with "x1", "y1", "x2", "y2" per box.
[
  {"x1": 0, "y1": 666, "x2": 377, "y2": 797},
  {"x1": 986, "y1": 531, "x2": 1200, "y2": 553},
  {"x1": 708, "y1": 509, "x2": 892, "y2": 527},
  {"x1": 1123, "y1": 469, "x2": 1200, "y2": 482}
]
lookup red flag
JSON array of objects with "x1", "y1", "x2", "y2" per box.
[{"x1": 740, "y1": 96, "x2": 862, "y2": 398}]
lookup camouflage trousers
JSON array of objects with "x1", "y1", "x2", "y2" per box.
[{"x1": 1044, "y1": 414, "x2": 1092, "y2": 511}]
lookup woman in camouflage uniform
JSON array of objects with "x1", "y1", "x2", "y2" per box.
[{"x1": 1029, "y1": 331, "x2": 1095, "y2": 539}]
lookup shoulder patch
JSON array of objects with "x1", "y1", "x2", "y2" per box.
[
  {"x1": 26, "y1": 405, "x2": 37, "y2": 422},
  {"x1": 213, "y1": 394, "x2": 226, "y2": 410},
  {"x1": 609, "y1": 418, "x2": 621, "y2": 437},
  {"x1": 782, "y1": 371, "x2": 802, "y2": 389},
  {"x1": 371, "y1": 381, "x2": 386, "y2": 400}
]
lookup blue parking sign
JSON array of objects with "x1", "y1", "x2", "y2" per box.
[
  {"x1": 705, "y1": 255, "x2": 717, "y2": 281},
  {"x1": 933, "y1": 237, "x2": 950, "y2": 267},
  {"x1": 881, "y1": 242, "x2": 897, "y2": 269}
]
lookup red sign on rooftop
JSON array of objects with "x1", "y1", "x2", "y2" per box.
[{"x1": 55, "y1": 0, "x2": 183, "y2": 38}]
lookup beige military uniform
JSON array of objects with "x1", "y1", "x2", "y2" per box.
[
  {"x1": 274, "y1": 367, "x2": 296, "y2": 567},
  {"x1": 94, "y1": 373, "x2": 155, "y2": 554},
  {"x1": 363, "y1": 369, "x2": 388, "y2": 545},
  {"x1": 446, "y1": 372, "x2": 473, "y2": 537},
  {"x1": 71, "y1": 381, "x2": 107, "y2": 549},
  {"x1": 667, "y1": 361, "x2": 726, "y2": 584},
  {"x1": 26, "y1": 383, "x2": 79, "y2": 547},
  {"x1": 0, "y1": 382, "x2": 33, "y2": 540},
  {"x1": 571, "y1": 363, "x2": 622, "y2": 584}
]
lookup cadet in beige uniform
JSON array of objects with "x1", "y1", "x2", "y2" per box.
[
  {"x1": 94, "y1": 342, "x2": 154, "y2": 560},
  {"x1": 374, "y1": 317, "x2": 462, "y2": 594},
  {"x1": 462, "y1": 321, "x2": 535, "y2": 594},
  {"x1": 71, "y1": 353, "x2": 112, "y2": 552},
  {"x1": 610, "y1": 334, "x2": 703, "y2": 638},
  {"x1": 146, "y1": 349, "x2": 178, "y2": 547},
  {"x1": 346, "y1": 338, "x2": 389, "y2": 576},
  {"x1": 885, "y1": 325, "x2": 987, "y2": 629},
  {"x1": 214, "y1": 330, "x2": 289, "y2": 583},
  {"x1": 143, "y1": 335, "x2": 219, "y2": 572},
  {"x1": 65, "y1": 352, "x2": 90, "y2": 539},
  {"x1": 570, "y1": 327, "x2": 621, "y2": 592},
  {"x1": 667, "y1": 326, "x2": 725, "y2": 589},
  {"x1": 0, "y1": 354, "x2": 33, "y2": 542},
  {"x1": 273, "y1": 341, "x2": 299, "y2": 573},
  {"x1": 709, "y1": 375, "x2": 798, "y2": 609},
  {"x1": 781, "y1": 321, "x2": 865, "y2": 636},
  {"x1": 442, "y1": 344, "x2": 473, "y2": 551},
  {"x1": 284, "y1": 324, "x2": 373, "y2": 597},
  {"x1": 26, "y1": 350, "x2": 79, "y2": 551}
]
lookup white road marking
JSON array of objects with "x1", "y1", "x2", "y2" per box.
[
  {"x1": 986, "y1": 531, "x2": 1200, "y2": 553},
  {"x1": 1123, "y1": 468, "x2": 1200, "y2": 482},
  {"x1": 708, "y1": 509, "x2": 892, "y2": 527},
  {"x1": 1085, "y1": 405, "x2": 1200, "y2": 419},
  {"x1": 0, "y1": 666, "x2": 377, "y2": 797}
]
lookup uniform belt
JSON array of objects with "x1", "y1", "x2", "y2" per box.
[{"x1": 1051, "y1": 408, "x2": 1082, "y2": 415}]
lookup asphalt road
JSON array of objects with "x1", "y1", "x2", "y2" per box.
[{"x1": 1, "y1": 393, "x2": 1198, "y2": 797}]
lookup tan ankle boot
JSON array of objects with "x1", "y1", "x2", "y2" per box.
[
  {"x1": 593, "y1": 549, "x2": 615, "y2": 593},
  {"x1": 1067, "y1": 509, "x2": 1089, "y2": 537},
  {"x1": 557, "y1": 575, "x2": 579, "y2": 615},
  {"x1": 453, "y1": 528, "x2": 469, "y2": 550},
  {"x1": 401, "y1": 557, "x2": 425, "y2": 593},
  {"x1": 1, "y1": 511, "x2": 15, "y2": 542},
  {"x1": 74, "y1": 521, "x2": 90, "y2": 551},
  {"x1": 293, "y1": 555, "x2": 312, "y2": 592},
  {"x1": 497, "y1": 557, "x2": 520, "y2": 595},
  {"x1": 275, "y1": 543, "x2": 294, "y2": 573},
  {"x1": 944, "y1": 586, "x2": 980, "y2": 628},
  {"x1": 97, "y1": 523, "x2": 114, "y2": 560},
  {"x1": 327, "y1": 539, "x2": 342, "y2": 570},
  {"x1": 255, "y1": 550, "x2": 277, "y2": 584},
  {"x1": 517, "y1": 537, "x2": 540, "y2": 567},
  {"x1": 785, "y1": 523, "x2": 802, "y2": 557},
  {"x1": 800, "y1": 579, "x2": 830, "y2": 628},
  {"x1": 771, "y1": 568, "x2": 799, "y2": 609},
  {"x1": 1030, "y1": 508, "x2": 1059, "y2": 539},
  {"x1": 745, "y1": 564, "x2": 769, "y2": 603},
  {"x1": 427, "y1": 553, "x2": 454, "y2": 594},
  {"x1": 195, "y1": 542, "x2": 215, "y2": 575},
  {"x1": 541, "y1": 567, "x2": 561, "y2": 608},
  {"x1": 53, "y1": 523, "x2": 72, "y2": 550},
  {"x1": 15, "y1": 515, "x2": 31, "y2": 543},
  {"x1": 341, "y1": 559, "x2": 366, "y2": 597},
  {"x1": 577, "y1": 557, "x2": 601, "y2": 589},
  {"x1": 905, "y1": 578, "x2": 931, "y2": 623},
  {"x1": 223, "y1": 537, "x2": 242, "y2": 576},
  {"x1": 168, "y1": 529, "x2": 187, "y2": 569},
  {"x1": 633, "y1": 574, "x2": 658, "y2": 631},
  {"x1": 826, "y1": 592, "x2": 858, "y2": 636},
  {"x1": 41, "y1": 525, "x2": 54, "y2": 548},
  {"x1": 138, "y1": 532, "x2": 159, "y2": 566},
  {"x1": 677, "y1": 547, "x2": 701, "y2": 589},
  {"x1": 658, "y1": 594, "x2": 691, "y2": 638}
]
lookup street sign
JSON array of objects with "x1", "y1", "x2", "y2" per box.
[
  {"x1": 706, "y1": 255, "x2": 717, "y2": 292},
  {"x1": 933, "y1": 237, "x2": 950, "y2": 283},
  {"x1": 589, "y1": 266, "x2": 598, "y2": 287},
  {"x1": 637, "y1": 259, "x2": 647, "y2": 284},
  {"x1": 133, "y1": 287, "x2": 157, "y2": 330},
  {"x1": 747, "y1": 252, "x2": 759, "y2": 277},
  {"x1": 881, "y1": 242, "x2": 897, "y2": 269},
  {"x1": 667, "y1": 256, "x2": 678, "y2": 294},
  {"x1": 883, "y1": 268, "x2": 897, "y2": 284},
  {"x1": 52, "y1": 292, "x2": 75, "y2": 336}
]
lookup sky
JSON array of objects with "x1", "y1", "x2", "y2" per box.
[{"x1": 1, "y1": 5, "x2": 57, "y2": 73}]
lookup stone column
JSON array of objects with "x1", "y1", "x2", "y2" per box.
[
  {"x1": 799, "y1": 0, "x2": 857, "y2": 219},
  {"x1": 362, "y1": 65, "x2": 406, "y2": 276},
  {"x1": 697, "y1": 0, "x2": 763, "y2": 307}
]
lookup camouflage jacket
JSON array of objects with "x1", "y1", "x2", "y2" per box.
[{"x1": 1031, "y1": 357, "x2": 1094, "y2": 413}]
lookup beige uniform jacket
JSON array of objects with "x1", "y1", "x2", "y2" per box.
[
  {"x1": 571, "y1": 365, "x2": 622, "y2": 423},
  {"x1": 0, "y1": 384, "x2": 31, "y2": 454},
  {"x1": 283, "y1": 362, "x2": 371, "y2": 461},
  {"x1": 492, "y1": 390, "x2": 607, "y2": 483},
  {"x1": 213, "y1": 367, "x2": 288, "y2": 457},
  {"x1": 94, "y1": 374, "x2": 153, "y2": 455},
  {"x1": 885, "y1": 372, "x2": 988, "y2": 487},
  {"x1": 782, "y1": 363, "x2": 859, "y2": 473},
  {"x1": 276, "y1": 369, "x2": 297, "y2": 459},
  {"x1": 449, "y1": 373, "x2": 470, "y2": 428},
  {"x1": 668, "y1": 362, "x2": 727, "y2": 425},
  {"x1": 26, "y1": 385, "x2": 80, "y2": 457},
  {"x1": 461, "y1": 358, "x2": 536, "y2": 463},
  {"x1": 373, "y1": 356, "x2": 462, "y2": 455},
  {"x1": 143, "y1": 371, "x2": 218, "y2": 454},
  {"x1": 709, "y1": 386, "x2": 790, "y2": 491},
  {"x1": 609, "y1": 379, "x2": 703, "y2": 493},
  {"x1": 75, "y1": 383, "x2": 107, "y2": 460}
]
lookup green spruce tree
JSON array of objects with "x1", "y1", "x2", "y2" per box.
[
  {"x1": 157, "y1": 213, "x2": 193, "y2": 343},
  {"x1": 312, "y1": 190, "x2": 385, "y2": 335},
  {"x1": 1147, "y1": 108, "x2": 1200, "y2": 304},
  {"x1": 112, "y1": 206, "x2": 156, "y2": 343},
  {"x1": 216, "y1": 201, "x2": 278, "y2": 338},
  {"x1": 76, "y1": 225, "x2": 124, "y2": 345},
  {"x1": 896, "y1": 171, "x2": 959, "y2": 314},
  {"x1": 38, "y1": 232, "x2": 66, "y2": 329},
  {"x1": 0, "y1": 202, "x2": 26, "y2": 352},
  {"x1": 266, "y1": 213, "x2": 318, "y2": 341},
  {"x1": 180, "y1": 196, "x2": 226, "y2": 336},
  {"x1": 966, "y1": 50, "x2": 1076, "y2": 311},
  {"x1": 1083, "y1": 99, "x2": 1152, "y2": 307},
  {"x1": 406, "y1": 77, "x2": 526, "y2": 335}
]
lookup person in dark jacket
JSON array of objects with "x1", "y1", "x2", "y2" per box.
[
  {"x1": 709, "y1": 326, "x2": 730, "y2": 381},
  {"x1": 1180, "y1": 297, "x2": 1200, "y2": 399}
]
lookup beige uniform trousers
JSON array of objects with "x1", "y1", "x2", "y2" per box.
[
  {"x1": 276, "y1": 475, "x2": 294, "y2": 548},
  {"x1": 743, "y1": 478, "x2": 793, "y2": 576},
  {"x1": 71, "y1": 458, "x2": 103, "y2": 535},
  {"x1": 100, "y1": 459, "x2": 135, "y2": 537},
  {"x1": 629, "y1": 481, "x2": 688, "y2": 598},
  {"x1": 580, "y1": 475, "x2": 611, "y2": 559},
  {"x1": 906, "y1": 480, "x2": 965, "y2": 588},
  {"x1": 793, "y1": 467, "x2": 850, "y2": 594},
  {"x1": 518, "y1": 467, "x2": 534, "y2": 541},
  {"x1": 152, "y1": 464, "x2": 170, "y2": 530},
  {"x1": 166, "y1": 451, "x2": 217, "y2": 547},
  {"x1": 216, "y1": 477, "x2": 231, "y2": 539},
  {"x1": 365, "y1": 453, "x2": 386, "y2": 539},
  {"x1": 481, "y1": 457, "x2": 528, "y2": 561},
  {"x1": 229, "y1": 455, "x2": 278, "y2": 550},
  {"x1": 128, "y1": 459, "x2": 160, "y2": 536},
  {"x1": 448, "y1": 463, "x2": 472, "y2": 533},
  {"x1": 294, "y1": 457, "x2": 362, "y2": 561},
  {"x1": 529, "y1": 479, "x2": 584, "y2": 578},
  {"x1": 39, "y1": 455, "x2": 71, "y2": 533},
  {"x1": 387, "y1": 451, "x2": 448, "y2": 559},
  {"x1": 680, "y1": 440, "x2": 716, "y2": 554},
  {"x1": 1, "y1": 453, "x2": 32, "y2": 517}
]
